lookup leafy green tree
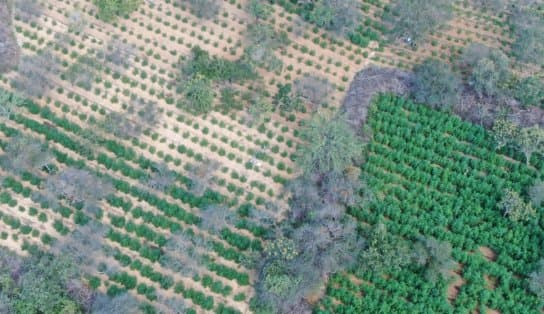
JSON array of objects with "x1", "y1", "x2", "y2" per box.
[
  {"x1": 514, "y1": 76, "x2": 544, "y2": 107},
  {"x1": 308, "y1": 0, "x2": 361, "y2": 35},
  {"x1": 411, "y1": 58, "x2": 461, "y2": 109},
  {"x1": 469, "y1": 49, "x2": 511, "y2": 98},
  {"x1": 296, "y1": 113, "x2": 362, "y2": 177},
  {"x1": 248, "y1": 0, "x2": 271, "y2": 20},
  {"x1": 93, "y1": 0, "x2": 141, "y2": 22},
  {"x1": 386, "y1": 0, "x2": 453, "y2": 43},
  {"x1": 183, "y1": 46, "x2": 256, "y2": 82},
  {"x1": 516, "y1": 126, "x2": 544, "y2": 165},
  {"x1": 460, "y1": 43, "x2": 491, "y2": 68},
  {"x1": 499, "y1": 189, "x2": 535, "y2": 222},
  {"x1": 412, "y1": 237, "x2": 456, "y2": 283},
  {"x1": 0, "y1": 249, "x2": 87, "y2": 314},
  {"x1": 492, "y1": 117, "x2": 518, "y2": 150},
  {"x1": 360, "y1": 223, "x2": 411, "y2": 274},
  {"x1": 184, "y1": 75, "x2": 214, "y2": 114},
  {"x1": 243, "y1": 24, "x2": 287, "y2": 72},
  {"x1": 246, "y1": 93, "x2": 273, "y2": 126},
  {"x1": 0, "y1": 89, "x2": 23, "y2": 119},
  {"x1": 274, "y1": 83, "x2": 303, "y2": 112},
  {"x1": 246, "y1": 23, "x2": 289, "y2": 49}
]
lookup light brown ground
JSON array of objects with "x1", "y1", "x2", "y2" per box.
[
  {"x1": 447, "y1": 264, "x2": 465, "y2": 302},
  {"x1": 479, "y1": 246, "x2": 497, "y2": 262}
]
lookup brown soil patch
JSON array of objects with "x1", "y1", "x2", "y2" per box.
[
  {"x1": 447, "y1": 275, "x2": 466, "y2": 302},
  {"x1": 484, "y1": 275, "x2": 497, "y2": 290},
  {"x1": 447, "y1": 263, "x2": 465, "y2": 302},
  {"x1": 472, "y1": 308, "x2": 501, "y2": 314},
  {"x1": 479, "y1": 246, "x2": 497, "y2": 262},
  {"x1": 305, "y1": 281, "x2": 327, "y2": 305}
]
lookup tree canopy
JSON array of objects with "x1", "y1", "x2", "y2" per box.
[
  {"x1": 412, "y1": 236, "x2": 456, "y2": 283},
  {"x1": 93, "y1": 0, "x2": 141, "y2": 22},
  {"x1": 183, "y1": 75, "x2": 214, "y2": 114},
  {"x1": 499, "y1": 189, "x2": 535, "y2": 222},
  {"x1": 411, "y1": 58, "x2": 461, "y2": 109},
  {"x1": 385, "y1": 0, "x2": 453, "y2": 43},
  {"x1": 514, "y1": 76, "x2": 544, "y2": 107},
  {"x1": 183, "y1": 46, "x2": 256, "y2": 82},
  {"x1": 296, "y1": 113, "x2": 363, "y2": 177},
  {"x1": 469, "y1": 48, "x2": 511, "y2": 99},
  {"x1": 248, "y1": 0, "x2": 272, "y2": 21},
  {"x1": 308, "y1": 0, "x2": 361, "y2": 36},
  {"x1": 0, "y1": 249, "x2": 89, "y2": 313}
]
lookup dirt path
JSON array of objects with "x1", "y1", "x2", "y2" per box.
[
  {"x1": 479, "y1": 246, "x2": 497, "y2": 262},
  {"x1": 447, "y1": 264, "x2": 465, "y2": 302}
]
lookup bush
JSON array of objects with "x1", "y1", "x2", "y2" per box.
[
  {"x1": 411, "y1": 58, "x2": 461, "y2": 109},
  {"x1": 94, "y1": 0, "x2": 141, "y2": 22}
]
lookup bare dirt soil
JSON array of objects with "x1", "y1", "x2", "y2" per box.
[{"x1": 479, "y1": 246, "x2": 497, "y2": 262}]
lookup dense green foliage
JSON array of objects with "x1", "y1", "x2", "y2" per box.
[
  {"x1": 0, "y1": 249, "x2": 85, "y2": 313},
  {"x1": 308, "y1": 0, "x2": 361, "y2": 35},
  {"x1": 296, "y1": 113, "x2": 362, "y2": 176},
  {"x1": 514, "y1": 76, "x2": 544, "y2": 108},
  {"x1": 183, "y1": 46, "x2": 257, "y2": 83},
  {"x1": 183, "y1": 75, "x2": 214, "y2": 114},
  {"x1": 93, "y1": 0, "x2": 141, "y2": 22},
  {"x1": 0, "y1": 89, "x2": 245, "y2": 314},
  {"x1": 469, "y1": 49, "x2": 510, "y2": 99},
  {"x1": 267, "y1": 0, "x2": 378, "y2": 48},
  {"x1": 318, "y1": 94, "x2": 544, "y2": 313},
  {"x1": 248, "y1": 0, "x2": 272, "y2": 20},
  {"x1": 180, "y1": 46, "x2": 257, "y2": 114}
]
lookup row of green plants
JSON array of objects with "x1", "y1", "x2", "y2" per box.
[
  {"x1": 12, "y1": 14, "x2": 289, "y2": 203},
  {"x1": 334, "y1": 94, "x2": 543, "y2": 313},
  {"x1": 0, "y1": 121, "x2": 249, "y2": 299}
]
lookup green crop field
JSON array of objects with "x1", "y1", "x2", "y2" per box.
[
  {"x1": 0, "y1": 0, "x2": 543, "y2": 313},
  {"x1": 317, "y1": 95, "x2": 544, "y2": 314}
]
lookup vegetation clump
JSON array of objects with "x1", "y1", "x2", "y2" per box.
[{"x1": 93, "y1": 0, "x2": 141, "y2": 22}]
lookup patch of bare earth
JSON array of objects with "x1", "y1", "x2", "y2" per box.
[
  {"x1": 473, "y1": 308, "x2": 501, "y2": 314},
  {"x1": 305, "y1": 283, "x2": 327, "y2": 305},
  {"x1": 479, "y1": 246, "x2": 497, "y2": 262},
  {"x1": 447, "y1": 264, "x2": 465, "y2": 302}
]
